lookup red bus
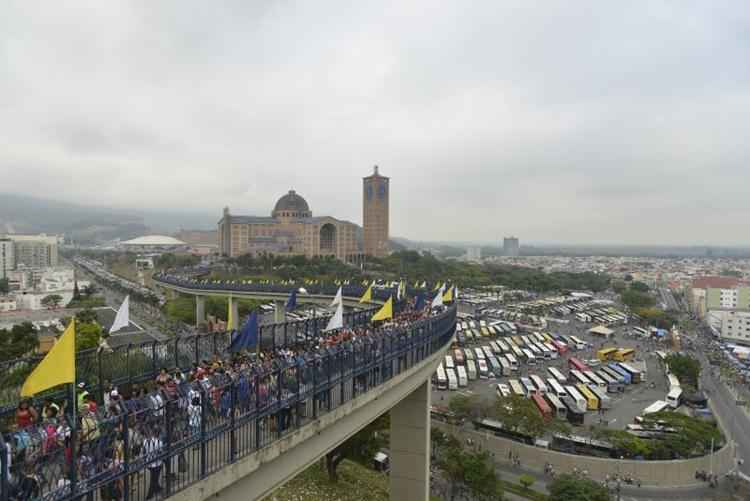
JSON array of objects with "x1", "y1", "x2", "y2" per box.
[
  {"x1": 552, "y1": 340, "x2": 568, "y2": 355},
  {"x1": 568, "y1": 357, "x2": 590, "y2": 372},
  {"x1": 531, "y1": 393, "x2": 552, "y2": 421}
]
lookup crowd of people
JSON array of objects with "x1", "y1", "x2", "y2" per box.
[{"x1": 1, "y1": 298, "x2": 449, "y2": 501}]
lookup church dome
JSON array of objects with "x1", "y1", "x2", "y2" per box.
[{"x1": 273, "y1": 190, "x2": 311, "y2": 218}]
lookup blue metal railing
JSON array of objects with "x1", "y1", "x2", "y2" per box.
[{"x1": 0, "y1": 283, "x2": 455, "y2": 501}]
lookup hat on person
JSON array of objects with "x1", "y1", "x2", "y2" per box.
[
  {"x1": 110, "y1": 389, "x2": 119, "y2": 398},
  {"x1": 77, "y1": 382, "x2": 86, "y2": 389}
]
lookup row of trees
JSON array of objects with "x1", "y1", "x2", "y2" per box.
[
  {"x1": 664, "y1": 353, "x2": 701, "y2": 390},
  {"x1": 162, "y1": 295, "x2": 264, "y2": 325}
]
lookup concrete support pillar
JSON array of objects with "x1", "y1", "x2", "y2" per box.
[
  {"x1": 229, "y1": 297, "x2": 239, "y2": 329},
  {"x1": 195, "y1": 295, "x2": 206, "y2": 327},
  {"x1": 389, "y1": 380, "x2": 430, "y2": 501},
  {"x1": 274, "y1": 300, "x2": 286, "y2": 324}
]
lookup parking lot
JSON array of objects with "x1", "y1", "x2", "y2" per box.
[{"x1": 432, "y1": 304, "x2": 679, "y2": 441}]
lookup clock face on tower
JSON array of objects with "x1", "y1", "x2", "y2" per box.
[
  {"x1": 366, "y1": 185, "x2": 373, "y2": 200},
  {"x1": 378, "y1": 183, "x2": 386, "y2": 199}
]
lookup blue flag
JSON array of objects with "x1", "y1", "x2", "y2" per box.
[
  {"x1": 286, "y1": 289, "x2": 297, "y2": 311},
  {"x1": 229, "y1": 311, "x2": 259, "y2": 353},
  {"x1": 415, "y1": 292, "x2": 426, "y2": 311}
]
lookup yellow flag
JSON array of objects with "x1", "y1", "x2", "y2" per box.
[
  {"x1": 443, "y1": 286, "x2": 454, "y2": 303},
  {"x1": 371, "y1": 297, "x2": 393, "y2": 322},
  {"x1": 227, "y1": 298, "x2": 235, "y2": 330},
  {"x1": 21, "y1": 318, "x2": 76, "y2": 397},
  {"x1": 359, "y1": 283, "x2": 373, "y2": 303}
]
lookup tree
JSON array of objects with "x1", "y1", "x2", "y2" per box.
[
  {"x1": 621, "y1": 289, "x2": 655, "y2": 309},
  {"x1": 664, "y1": 354, "x2": 701, "y2": 389},
  {"x1": 325, "y1": 413, "x2": 388, "y2": 482},
  {"x1": 634, "y1": 307, "x2": 677, "y2": 329},
  {"x1": 0, "y1": 322, "x2": 39, "y2": 362},
  {"x1": 83, "y1": 284, "x2": 96, "y2": 296},
  {"x1": 434, "y1": 434, "x2": 501, "y2": 500},
  {"x1": 492, "y1": 394, "x2": 546, "y2": 438},
  {"x1": 0, "y1": 277, "x2": 9, "y2": 294},
  {"x1": 41, "y1": 294, "x2": 63, "y2": 309},
  {"x1": 630, "y1": 281, "x2": 650, "y2": 292},
  {"x1": 519, "y1": 474, "x2": 535, "y2": 490},
  {"x1": 448, "y1": 393, "x2": 490, "y2": 422},
  {"x1": 76, "y1": 322, "x2": 103, "y2": 351},
  {"x1": 548, "y1": 473, "x2": 611, "y2": 501},
  {"x1": 75, "y1": 307, "x2": 99, "y2": 325}
]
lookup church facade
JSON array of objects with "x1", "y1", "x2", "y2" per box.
[{"x1": 218, "y1": 190, "x2": 362, "y2": 262}]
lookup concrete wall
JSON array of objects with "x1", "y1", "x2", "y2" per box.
[
  {"x1": 176, "y1": 342, "x2": 449, "y2": 501},
  {"x1": 435, "y1": 421, "x2": 735, "y2": 486}
]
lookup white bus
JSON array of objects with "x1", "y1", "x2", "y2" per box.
[
  {"x1": 530, "y1": 375, "x2": 548, "y2": 395},
  {"x1": 643, "y1": 400, "x2": 669, "y2": 415},
  {"x1": 496, "y1": 383, "x2": 512, "y2": 398},
  {"x1": 522, "y1": 349, "x2": 537, "y2": 365},
  {"x1": 667, "y1": 374, "x2": 680, "y2": 391},
  {"x1": 447, "y1": 368, "x2": 458, "y2": 390},
  {"x1": 436, "y1": 364, "x2": 448, "y2": 390},
  {"x1": 546, "y1": 393, "x2": 567, "y2": 420},
  {"x1": 666, "y1": 388, "x2": 683, "y2": 409},
  {"x1": 477, "y1": 359, "x2": 490, "y2": 378},
  {"x1": 482, "y1": 346, "x2": 494, "y2": 360},
  {"x1": 586, "y1": 371, "x2": 608, "y2": 390},
  {"x1": 564, "y1": 385, "x2": 588, "y2": 413},
  {"x1": 547, "y1": 378, "x2": 568, "y2": 399},
  {"x1": 588, "y1": 385, "x2": 612, "y2": 410},
  {"x1": 456, "y1": 365, "x2": 468, "y2": 387},
  {"x1": 569, "y1": 336, "x2": 587, "y2": 350},
  {"x1": 510, "y1": 345, "x2": 524, "y2": 359},
  {"x1": 488, "y1": 356, "x2": 503, "y2": 378},
  {"x1": 547, "y1": 367, "x2": 567, "y2": 384},
  {"x1": 509, "y1": 379, "x2": 526, "y2": 397},
  {"x1": 466, "y1": 360, "x2": 478, "y2": 380},
  {"x1": 498, "y1": 356, "x2": 512, "y2": 376},
  {"x1": 520, "y1": 377, "x2": 536, "y2": 396},
  {"x1": 465, "y1": 348, "x2": 475, "y2": 361},
  {"x1": 496, "y1": 339, "x2": 510, "y2": 353},
  {"x1": 445, "y1": 355, "x2": 455, "y2": 370},
  {"x1": 543, "y1": 342, "x2": 559, "y2": 359},
  {"x1": 570, "y1": 370, "x2": 592, "y2": 386},
  {"x1": 474, "y1": 347, "x2": 486, "y2": 361},
  {"x1": 528, "y1": 343, "x2": 542, "y2": 357},
  {"x1": 490, "y1": 341, "x2": 502, "y2": 355},
  {"x1": 505, "y1": 353, "x2": 519, "y2": 372}
]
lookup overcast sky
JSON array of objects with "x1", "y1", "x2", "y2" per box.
[{"x1": 2, "y1": 2, "x2": 749, "y2": 245}]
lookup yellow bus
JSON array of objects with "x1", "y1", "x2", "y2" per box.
[
  {"x1": 597, "y1": 347, "x2": 618, "y2": 361},
  {"x1": 576, "y1": 384, "x2": 599, "y2": 411},
  {"x1": 613, "y1": 348, "x2": 635, "y2": 362}
]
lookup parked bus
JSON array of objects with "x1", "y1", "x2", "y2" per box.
[
  {"x1": 561, "y1": 396, "x2": 585, "y2": 425},
  {"x1": 588, "y1": 385, "x2": 612, "y2": 410},
  {"x1": 618, "y1": 363, "x2": 642, "y2": 384},
  {"x1": 482, "y1": 346, "x2": 494, "y2": 360},
  {"x1": 509, "y1": 379, "x2": 526, "y2": 397},
  {"x1": 488, "y1": 356, "x2": 503, "y2": 378},
  {"x1": 490, "y1": 341, "x2": 502, "y2": 355},
  {"x1": 436, "y1": 364, "x2": 448, "y2": 390},
  {"x1": 531, "y1": 393, "x2": 553, "y2": 421},
  {"x1": 576, "y1": 384, "x2": 599, "y2": 411},
  {"x1": 465, "y1": 348, "x2": 475, "y2": 361},
  {"x1": 496, "y1": 383, "x2": 511, "y2": 398},
  {"x1": 547, "y1": 378, "x2": 568, "y2": 399},
  {"x1": 570, "y1": 370, "x2": 592, "y2": 386},
  {"x1": 547, "y1": 367, "x2": 567, "y2": 384},
  {"x1": 510, "y1": 345, "x2": 524, "y2": 359},
  {"x1": 447, "y1": 368, "x2": 458, "y2": 390},
  {"x1": 530, "y1": 375, "x2": 548, "y2": 395},
  {"x1": 456, "y1": 365, "x2": 468, "y2": 387},
  {"x1": 607, "y1": 363, "x2": 632, "y2": 384},
  {"x1": 569, "y1": 336, "x2": 587, "y2": 350},
  {"x1": 596, "y1": 369, "x2": 616, "y2": 386},
  {"x1": 597, "y1": 347, "x2": 618, "y2": 361},
  {"x1": 522, "y1": 348, "x2": 537, "y2": 366},
  {"x1": 586, "y1": 371, "x2": 608, "y2": 390},
  {"x1": 477, "y1": 359, "x2": 490, "y2": 379},
  {"x1": 466, "y1": 360, "x2": 478, "y2": 380},
  {"x1": 552, "y1": 340, "x2": 569, "y2": 355},
  {"x1": 643, "y1": 400, "x2": 669, "y2": 415},
  {"x1": 543, "y1": 342, "x2": 559, "y2": 359},
  {"x1": 498, "y1": 356, "x2": 512, "y2": 376},
  {"x1": 445, "y1": 355, "x2": 455, "y2": 370},
  {"x1": 568, "y1": 357, "x2": 590, "y2": 372},
  {"x1": 632, "y1": 326, "x2": 648, "y2": 337},
  {"x1": 546, "y1": 392, "x2": 568, "y2": 420},
  {"x1": 564, "y1": 385, "x2": 588, "y2": 413},
  {"x1": 505, "y1": 353, "x2": 519, "y2": 372},
  {"x1": 613, "y1": 348, "x2": 635, "y2": 362},
  {"x1": 520, "y1": 377, "x2": 536, "y2": 396},
  {"x1": 666, "y1": 387, "x2": 683, "y2": 409},
  {"x1": 496, "y1": 339, "x2": 509, "y2": 353},
  {"x1": 474, "y1": 347, "x2": 486, "y2": 361},
  {"x1": 667, "y1": 374, "x2": 680, "y2": 391},
  {"x1": 453, "y1": 349, "x2": 465, "y2": 366}
]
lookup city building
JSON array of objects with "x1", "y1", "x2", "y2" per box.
[
  {"x1": 706, "y1": 286, "x2": 750, "y2": 311},
  {"x1": 174, "y1": 230, "x2": 219, "y2": 256},
  {"x1": 466, "y1": 247, "x2": 482, "y2": 262},
  {"x1": 0, "y1": 296, "x2": 16, "y2": 312},
  {"x1": 218, "y1": 190, "x2": 361, "y2": 263},
  {"x1": 708, "y1": 310, "x2": 750, "y2": 344},
  {"x1": 363, "y1": 166, "x2": 390, "y2": 258},
  {"x1": 2, "y1": 234, "x2": 58, "y2": 269},
  {"x1": 503, "y1": 236, "x2": 520, "y2": 257},
  {"x1": 0, "y1": 237, "x2": 13, "y2": 279}
]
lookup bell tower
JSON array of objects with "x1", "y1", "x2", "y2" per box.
[{"x1": 363, "y1": 165, "x2": 389, "y2": 257}]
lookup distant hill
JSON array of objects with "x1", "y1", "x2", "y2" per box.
[{"x1": 0, "y1": 193, "x2": 216, "y2": 244}]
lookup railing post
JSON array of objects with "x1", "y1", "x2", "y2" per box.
[
  {"x1": 295, "y1": 364, "x2": 301, "y2": 429},
  {"x1": 151, "y1": 341, "x2": 158, "y2": 377},
  {"x1": 284, "y1": 322, "x2": 288, "y2": 349},
  {"x1": 327, "y1": 353, "x2": 332, "y2": 411},
  {"x1": 200, "y1": 387, "x2": 208, "y2": 478},
  {"x1": 165, "y1": 398, "x2": 174, "y2": 496},
  {"x1": 312, "y1": 358, "x2": 318, "y2": 419},
  {"x1": 254, "y1": 375, "x2": 261, "y2": 450},
  {"x1": 277, "y1": 367, "x2": 283, "y2": 434},
  {"x1": 230, "y1": 383, "x2": 237, "y2": 462},
  {"x1": 98, "y1": 349, "x2": 104, "y2": 404},
  {"x1": 194, "y1": 335, "x2": 199, "y2": 366},
  {"x1": 126, "y1": 343, "x2": 132, "y2": 387},
  {"x1": 0, "y1": 435, "x2": 8, "y2": 501},
  {"x1": 174, "y1": 337, "x2": 179, "y2": 369},
  {"x1": 123, "y1": 411, "x2": 130, "y2": 501}
]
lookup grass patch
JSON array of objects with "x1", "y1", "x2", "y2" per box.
[
  {"x1": 499, "y1": 479, "x2": 548, "y2": 501},
  {"x1": 271, "y1": 459, "x2": 389, "y2": 501}
]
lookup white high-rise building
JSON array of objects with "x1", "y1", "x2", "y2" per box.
[{"x1": 0, "y1": 237, "x2": 14, "y2": 279}]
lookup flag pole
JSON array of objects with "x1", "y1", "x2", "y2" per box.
[{"x1": 69, "y1": 319, "x2": 78, "y2": 495}]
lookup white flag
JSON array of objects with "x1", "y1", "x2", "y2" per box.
[
  {"x1": 455, "y1": 287, "x2": 459, "y2": 300},
  {"x1": 325, "y1": 302, "x2": 344, "y2": 331},
  {"x1": 110, "y1": 295, "x2": 130, "y2": 333},
  {"x1": 396, "y1": 281, "x2": 402, "y2": 301},
  {"x1": 330, "y1": 286, "x2": 343, "y2": 307},
  {"x1": 431, "y1": 285, "x2": 445, "y2": 309}
]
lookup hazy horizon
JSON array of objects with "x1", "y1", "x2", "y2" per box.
[{"x1": 2, "y1": 2, "x2": 749, "y2": 246}]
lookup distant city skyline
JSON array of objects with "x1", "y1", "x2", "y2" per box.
[{"x1": 2, "y1": 2, "x2": 749, "y2": 245}]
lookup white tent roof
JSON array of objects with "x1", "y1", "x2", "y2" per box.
[{"x1": 121, "y1": 235, "x2": 186, "y2": 246}]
